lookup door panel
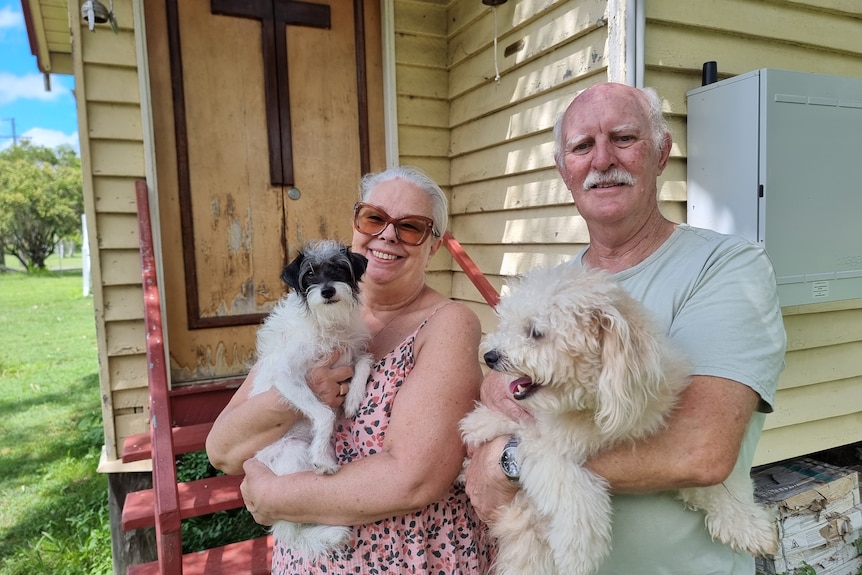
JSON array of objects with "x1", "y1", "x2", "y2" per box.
[{"x1": 145, "y1": 0, "x2": 383, "y2": 383}]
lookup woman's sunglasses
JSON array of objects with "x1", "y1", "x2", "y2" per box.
[{"x1": 353, "y1": 202, "x2": 437, "y2": 246}]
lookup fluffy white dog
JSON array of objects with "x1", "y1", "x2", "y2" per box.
[
  {"x1": 460, "y1": 264, "x2": 777, "y2": 575},
  {"x1": 250, "y1": 239, "x2": 372, "y2": 555}
]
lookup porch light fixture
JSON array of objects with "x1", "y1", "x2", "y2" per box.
[{"x1": 81, "y1": 0, "x2": 119, "y2": 33}]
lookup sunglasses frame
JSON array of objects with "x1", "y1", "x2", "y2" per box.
[{"x1": 353, "y1": 202, "x2": 437, "y2": 246}]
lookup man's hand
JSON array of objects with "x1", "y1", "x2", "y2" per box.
[
  {"x1": 464, "y1": 435, "x2": 520, "y2": 523},
  {"x1": 463, "y1": 370, "x2": 533, "y2": 522},
  {"x1": 479, "y1": 369, "x2": 533, "y2": 423}
]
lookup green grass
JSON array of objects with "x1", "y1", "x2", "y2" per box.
[
  {"x1": 2, "y1": 252, "x2": 85, "y2": 273},
  {"x1": 0, "y1": 270, "x2": 263, "y2": 573},
  {"x1": 0, "y1": 271, "x2": 110, "y2": 575}
]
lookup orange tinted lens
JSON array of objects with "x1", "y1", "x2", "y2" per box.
[
  {"x1": 393, "y1": 219, "x2": 429, "y2": 244},
  {"x1": 355, "y1": 205, "x2": 387, "y2": 235}
]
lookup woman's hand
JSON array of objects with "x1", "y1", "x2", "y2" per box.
[
  {"x1": 307, "y1": 350, "x2": 355, "y2": 409},
  {"x1": 240, "y1": 458, "x2": 280, "y2": 526}
]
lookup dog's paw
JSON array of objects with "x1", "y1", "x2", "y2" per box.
[
  {"x1": 701, "y1": 500, "x2": 778, "y2": 557},
  {"x1": 311, "y1": 453, "x2": 340, "y2": 475},
  {"x1": 710, "y1": 509, "x2": 778, "y2": 557},
  {"x1": 455, "y1": 457, "x2": 470, "y2": 486},
  {"x1": 682, "y1": 483, "x2": 779, "y2": 557},
  {"x1": 343, "y1": 356, "x2": 371, "y2": 418},
  {"x1": 459, "y1": 404, "x2": 517, "y2": 446},
  {"x1": 343, "y1": 393, "x2": 363, "y2": 418}
]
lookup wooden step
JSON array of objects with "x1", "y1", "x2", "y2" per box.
[
  {"x1": 127, "y1": 535, "x2": 272, "y2": 575},
  {"x1": 122, "y1": 474, "x2": 245, "y2": 531},
  {"x1": 122, "y1": 422, "x2": 214, "y2": 463}
]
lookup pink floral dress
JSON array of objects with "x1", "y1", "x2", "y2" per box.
[{"x1": 271, "y1": 309, "x2": 494, "y2": 574}]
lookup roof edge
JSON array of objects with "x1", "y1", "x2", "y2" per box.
[{"x1": 20, "y1": 0, "x2": 50, "y2": 73}]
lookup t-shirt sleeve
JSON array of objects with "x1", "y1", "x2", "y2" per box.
[{"x1": 668, "y1": 241, "x2": 786, "y2": 412}]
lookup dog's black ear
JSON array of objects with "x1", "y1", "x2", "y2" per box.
[
  {"x1": 347, "y1": 248, "x2": 368, "y2": 280},
  {"x1": 281, "y1": 251, "x2": 305, "y2": 292}
]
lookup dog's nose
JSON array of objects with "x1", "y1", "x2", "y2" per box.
[
  {"x1": 321, "y1": 285, "x2": 336, "y2": 300},
  {"x1": 484, "y1": 350, "x2": 500, "y2": 368}
]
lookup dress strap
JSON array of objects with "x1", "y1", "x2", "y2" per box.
[{"x1": 416, "y1": 300, "x2": 456, "y2": 335}]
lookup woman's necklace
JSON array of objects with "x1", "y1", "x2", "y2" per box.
[
  {"x1": 369, "y1": 310, "x2": 402, "y2": 339},
  {"x1": 366, "y1": 286, "x2": 425, "y2": 340}
]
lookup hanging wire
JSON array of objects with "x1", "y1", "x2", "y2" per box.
[
  {"x1": 492, "y1": 6, "x2": 501, "y2": 83},
  {"x1": 108, "y1": 0, "x2": 119, "y2": 34}
]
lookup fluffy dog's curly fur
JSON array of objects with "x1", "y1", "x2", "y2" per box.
[
  {"x1": 460, "y1": 264, "x2": 777, "y2": 575},
  {"x1": 250, "y1": 239, "x2": 372, "y2": 555}
]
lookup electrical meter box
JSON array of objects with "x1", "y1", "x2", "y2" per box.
[{"x1": 687, "y1": 68, "x2": 862, "y2": 307}]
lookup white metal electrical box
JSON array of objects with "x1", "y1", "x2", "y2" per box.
[{"x1": 687, "y1": 68, "x2": 862, "y2": 307}]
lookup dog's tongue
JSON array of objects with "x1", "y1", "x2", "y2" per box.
[{"x1": 509, "y1": 377, "x2": 537, "y2": 400}]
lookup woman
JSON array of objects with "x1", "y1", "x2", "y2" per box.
[{"x1": 206, "y1": 166, "x2": 493, "y2": 574}]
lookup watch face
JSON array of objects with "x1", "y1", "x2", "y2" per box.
[
  {"x1": 502, "y1": 451, "x2": 518, "y2": 476},
  {"x1": 500, "y1": 438, "x2": 520, "y2": 481}
]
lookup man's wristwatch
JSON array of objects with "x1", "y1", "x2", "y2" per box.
[{"x1": 499, "y1": 435, "x2": 521, "y2": 483}]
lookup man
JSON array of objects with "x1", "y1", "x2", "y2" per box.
[{"x1": 463, "y1": 83, "x2": 786, "y2": 574}]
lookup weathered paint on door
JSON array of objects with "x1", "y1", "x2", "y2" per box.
[{"x1": 145, "y1": 0, "x2": 384, "y2": 383}]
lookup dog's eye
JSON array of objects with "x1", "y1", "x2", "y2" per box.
[
  {"x1": 299, "y1": 270, "x2": 316, "y2": 290},
  {"x1": 528, "y1": 325, "x2": 544, "y2": 340}
]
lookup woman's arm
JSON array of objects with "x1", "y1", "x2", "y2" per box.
[
  {"x1": 239, "y1": 302, "x2": 484, "y2": 526},
  {"x1": 206, "y1": 360, "x2": 354, "y2": 475}
]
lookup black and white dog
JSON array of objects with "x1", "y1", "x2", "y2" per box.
[{"x1": 250, "y1": 239, "x2": 372, "y2": 554}]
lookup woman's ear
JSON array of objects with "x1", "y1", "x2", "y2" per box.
[{"x1": 427, "y1": 236, "x2": 443, "y2": 261}]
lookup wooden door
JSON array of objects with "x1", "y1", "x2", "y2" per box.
[{"x1": 145, "y1": 0, "x2": 384, "y2": 384}]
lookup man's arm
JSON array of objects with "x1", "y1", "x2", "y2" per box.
[
  {"x1": 463, "y1": 371, "x2": 759, "y2": 521},
  {"x1": 586, "y1": 375, "x2": 760, "y2": 492}
]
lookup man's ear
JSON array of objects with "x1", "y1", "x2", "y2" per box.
[{"x1": 657, "y1": 131, "x2": 672, "y2": 174}]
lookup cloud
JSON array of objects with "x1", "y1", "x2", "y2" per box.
[
  {"x1": 0, "y1": 6, "x2": 23, "y2": 30},
  {"x1": 0, "y1": 72, "x2": 69, "y2": 105},
  {"x1": 0, "y1": 127, "x2": 80, "y2": 154},
  {"x1": 25, "y1": 127, "x2": 80, "y2": 150}
]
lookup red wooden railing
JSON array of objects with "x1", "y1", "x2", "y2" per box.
[
  {"x1": 137, "y1": 178, "x2": 182, "y2": 571},
  {"x1": 442, "y1": 231, "x2": 500, "y2": 308},
  {"x1": 123, "y1": 181, "x2": 271, "y2": 574}
]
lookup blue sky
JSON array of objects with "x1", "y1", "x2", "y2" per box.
[{"x1": 0, "y1": 2, "x2": 79, "y2": 153}]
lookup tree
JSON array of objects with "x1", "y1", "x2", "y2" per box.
[{"x1": 0, "y1": 143, "x2": 83, "y2": 271}]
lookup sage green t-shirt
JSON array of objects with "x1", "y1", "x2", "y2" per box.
[{"x1": 571, "y1": 224, "x2": 786, "y2": 575}]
